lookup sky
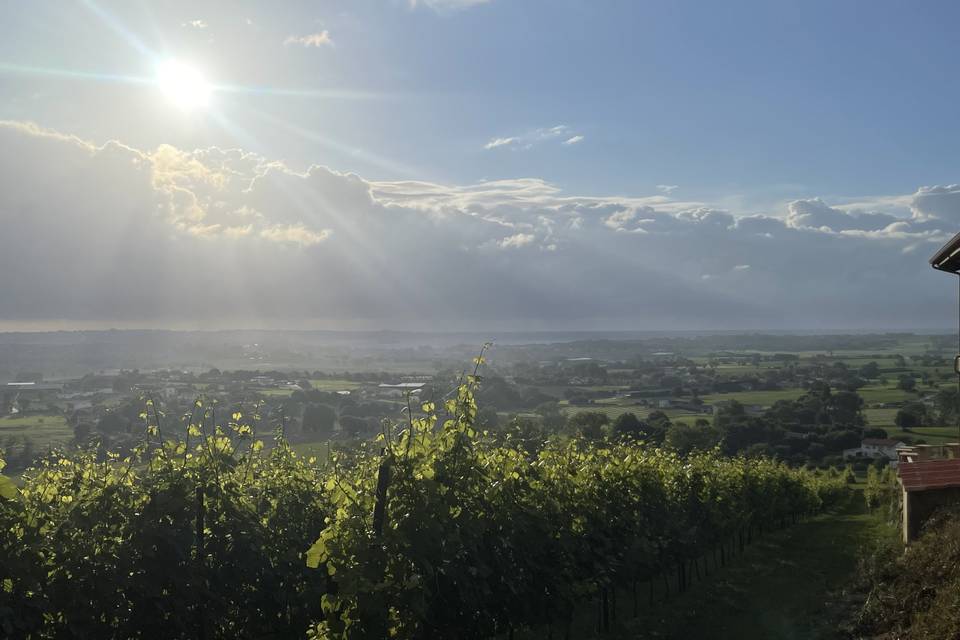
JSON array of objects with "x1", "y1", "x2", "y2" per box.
[{"x1": 2, "y1": 0, "x2": 960, "y2": 332}]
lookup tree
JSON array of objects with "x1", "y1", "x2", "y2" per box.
[
  {"x1": 858, "y1": 361, "x2": 881, "y2": 379},
  {"x1": 302, "y1": 403, "x2": 336, "y2": 437},
  {"x1": 612, "y1": 412, "x2": 644, "y2": 439},
  {"x1": 612, "y1": 412, "x2": 666, "y2": 444},
  {"x1": 73, "y1": 421, "x2": 93, "y2": 442},
  {"x1": 863, "y1": 427, "x2": 889, "y2": 439},
  {"x1": 535, "y1": 402, "x2": 566, "y2": 431},
  {"x1": 339, "y1": 415, "x2": 369, "y2": 438},
  {"x1": 475, "y1": 407, "x2": 500, "y2": 430},
  {"x1": 96, "y1": 411, "x2": 128, "y2": 435},
  {"x1": 897, "y1": 375, "x2": 917, "y2": 392},
  {"x1": 936, "y1": 388, "x2": 960, "y2": 425},
  {"x1": 831, "y1": 390, "x2": 865, "y2": 427},
  {"x1": 568, "y1": 411, "x2": 609, "y2": 440},
  {"x1": 666, "y1": 421, "x2": 719, "y2": 456},
  {"x1": 896, "y1": 403, "x2": 927, "y2": 431}
]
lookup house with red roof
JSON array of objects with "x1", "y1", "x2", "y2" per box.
[{"x1": 897, "y1": 444, "x2": 960, "y2": 543}]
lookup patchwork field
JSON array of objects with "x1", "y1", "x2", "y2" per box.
[
  {"x1": 885, "y1": 425, "x2": 958, "y2": 444},
  {"x1": 700, "y1": 388, "x2": 807, "y2": 407},
  {"x1": 260, "y1": 379, "x2": 366, "y2": 397},
  {"x1": 559, "y1": 401, "x2": 706, "y2": 422},
  {"x1": 0, "y1": 415, "x2": 72, "y2": 449},
  {"x1": 308, "y1": 379, "x2": 364, "y2": 392}
]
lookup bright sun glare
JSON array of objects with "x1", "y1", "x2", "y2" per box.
[{"x1": 156, "y1": 60, "x2": 211, "y2": 110}]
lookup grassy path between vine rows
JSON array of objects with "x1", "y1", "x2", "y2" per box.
[{"x1": 613, "y1": 492, "x2": 896, "y2": 640}]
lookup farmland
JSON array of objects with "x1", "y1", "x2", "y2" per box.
[{"x1": 0, "y1": 415, "x2": 72, "y2": 449}]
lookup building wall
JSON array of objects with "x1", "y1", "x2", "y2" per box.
[{"x1": 903, "y1": 486, "x2": 960, "y2": 543}]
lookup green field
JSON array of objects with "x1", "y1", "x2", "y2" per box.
[
  {"x1": 257, "y1": 388, "x2": 295, "y2": 397},
  {"x1": 0, "y1": 414, "x2": 72, "y2": 448},
  {"x1": 289, "y1": 440, "x2": 335, "y2": 462},
  {"x1": 260, "y1": 379, "x2": 364, "y2": 397},
  {"x1": 560, "y1": 402, "x2": 706, "y2": 422},
  {"x1": 308, "y1": 379, "x2": 364, "y2": 392},
  {"x1": 701, "y1": 388, "x2": 807, "y2": 407},
  {"x1": 856, "y1": 384, "x2": 916, "y2": 405},
  {"x1": 885, "y1": 425, "x2": 958, "y2": 444},
  {"x1": 863, "y1": 408, "x2": 898, "y2": 427}
]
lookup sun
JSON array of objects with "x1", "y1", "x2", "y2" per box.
[{"x1": 156, "y1": 60, "x2": 212, "y2": 110}]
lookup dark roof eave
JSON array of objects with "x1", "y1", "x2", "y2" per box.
[{"x1": 930, "y1": 231, "x2": 960, "y2": 273}]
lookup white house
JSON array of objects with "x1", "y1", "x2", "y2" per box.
[{"x1": 843, "y1": 438, "x2": 906, "y2": 466}]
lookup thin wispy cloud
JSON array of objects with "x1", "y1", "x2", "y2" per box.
[
  {"x1": 484, "y1": 125, "x2": 583, "y2": 151},
  {"x1": 182, "y1": 20, "x2": 208, "y2": 29},
  {"x1": 284, "y1": 31, "x2": 334, "y2": 48},
  {"x1": 657, "y1": 184, "x2": 679, "y2": 194},
  {"x1": 484, "y1": 137, "x2": 517, "y2": 150},
  {"x1": 408, "y1": 0, "x2": 492, "y2": 11}
]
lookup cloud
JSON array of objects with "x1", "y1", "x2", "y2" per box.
[
  {"x1": 0, "y1": 120, "x2": 957, "y2": 331},
  {"x1": 498, "y1": 233, "x2": 536, "y2": 249},
  {"x1": 483, "y1": 125, "x2": 583, "y2": 151},
  {"x1": 182, "y1": 20, "x2": 208, "y2": 29},
  {"x1": 786, "y1": 198, "x2": 902, "y2": 233},
  {"x1": 484, "y1": 137, "x2": 517, "y2": 150},
  {"x1": 259, "y1": 224, "x2": 330, "y2": 246},
  {"x1": 284, "y1": 31, "x2": 334, "y2": 48},
  {"x1": 657, "y1": 184, "x2": 679, "y2": 194},
  {"x1": 911, "y1": 185, "x2": 960, "y2": 222},
  {"x1": 408, "y1": 0, "x2": 492, "y2": 11}
]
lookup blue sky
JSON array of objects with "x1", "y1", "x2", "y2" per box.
[
  {"x1": 1, "y1": 1, "x2": 959, "y2": 331},
  {"x1": 6, "y1": 0, "x2": 960, "y2": 201}
]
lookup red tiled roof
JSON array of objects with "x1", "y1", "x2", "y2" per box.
[{"x1": 899, "y1": 459, "x2": 960, "y2": 492}]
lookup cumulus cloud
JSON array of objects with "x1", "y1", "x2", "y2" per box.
[
  {"x1": 284, "y1": 31, "x2": 334, "y2": 47},
  {"x1": 498, "y1": 233, "x2": 536, "y2": 249},
  {"x1": 786, "y1": 198, "x2": 900, "y2": 233},
  {"x1": 911, "y1": 185, "x2": 960, "y2": 222},
  {"x1": 1, "y1": 120, "x2": 958, "y2": 330}
]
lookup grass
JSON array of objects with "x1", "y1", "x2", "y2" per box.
[
  {"x1": 701, "y1": 388, "x2": 807, "y2": 407},
  {"x1": 856, "y1": 384, "x2": 916, "y2": 405},
  {"x1": 290, "y1": 440, "x2": 334, "y2": 462},
  {"x1": 308, "y1": 379, "x2": 364, "y2": 392},
  {"x1": 560, "y1": 403, "x2": 706, "y2": 422},
  {"x1": 260, "y1": 379, "x2": 364, "y2": 397},
  {"x1": 0, "y1": 414, "x2": 72, "y2": 448},
  {"x1": 605, "y1": 493, "x2": 896, "y2": 640},
  {"x1": 885, "y1": 425, "x2": 958, "y2": 444},
  {"x1": 863, "y1": 407, "x2": 898, "y2": 427}
]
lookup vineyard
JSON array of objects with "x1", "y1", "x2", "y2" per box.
[{"x1": 0, "y1": 361, "x2": 848, "y2": 639}]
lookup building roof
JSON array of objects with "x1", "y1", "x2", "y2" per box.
[
  {"x1": 930, "y1": 231, "x2": 960, "y2": 273},
  {"x1": 862, "y1": 438, "x2": 903, "y2": 447},
  {"x1": 899, "y1": 459, "x2": 960, "y2": 492}
]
